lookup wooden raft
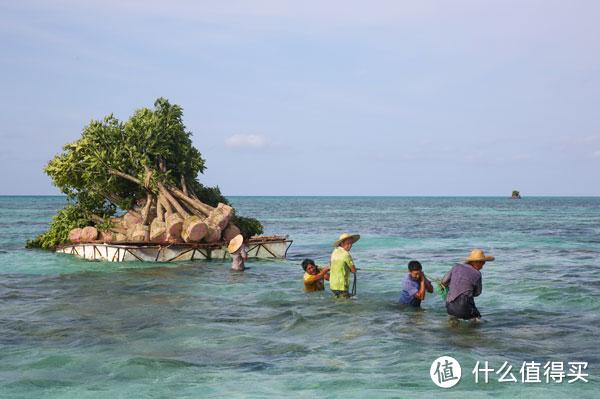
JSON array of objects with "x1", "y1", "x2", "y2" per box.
[{"x1": 56, "y1": 235, "x2": 292, "y2": 262}]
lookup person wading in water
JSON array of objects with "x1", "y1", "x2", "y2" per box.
[
  {"x1": 441, "y1": 249, "x2": 494, "y2": 321},
  {"x1": 301, "y1": 259, "x2": 330, "y2": 292},
  {"x1": 329, "y1": 233, "x2": 359, "y2": 298},
  {"x1": 228, "y1": 234, "x2": 248, "y2": 271}
]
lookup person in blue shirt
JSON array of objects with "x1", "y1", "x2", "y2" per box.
[{"x1": 399, "y1": 260, "x2": 433, "y2": 307}]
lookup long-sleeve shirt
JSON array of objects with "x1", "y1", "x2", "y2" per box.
[
  {"x1": 398, "y1": 275, "x2": 421, "y2": 306},
  {"x1": 441, "y1": 263, "x2": 482, "y2": 303}
]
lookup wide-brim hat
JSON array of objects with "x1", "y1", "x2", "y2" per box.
[
  {"x1": 465, "y1": 249, "x2": 495, "y2": 263},
  {"x1": 333, "y1": 233, "x2": 360, "y2": 248},
  {"x1": 228, "y1": 234, "x2": 244, "y2": 254}
]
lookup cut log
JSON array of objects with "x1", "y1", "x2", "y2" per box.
[
  {"x1": 204, "y1": 225, "x2": 222, "y2": 243},
  {"x1": 99, "y1": 231, "x2": 115, "y2": 242},
  {"x1": 181, "y1": 175, "x2": 188, "y2": 196},
  {"x1": 206, "y1": 203, "x2": 235, "y2": 231},
  {"x1": 179, "y1": 198, "x2": 204, "y2": 219},
  {"x1": 81, "y1": 226, "x2": 98, "y2": 242},
  {"x1": 166, "y1": 213, "x2": 184, "y2": 242},
  {"x1": 181, "y1": 216, "x2": 208, "y2": 243},
  {"x1": 123, "y1": 211, "x2": 142, "y2": 228},
  {"x1": 169, "y1": 187, "x2": 212, "y2": 216},
  {"x1": 69, "y1": 228, "x2": 83, "y2": 243},
  {"x1": 150, "y1": 218, "x2": 167, "y2": 243},
  {"x1": 158, "y1": 182, "x2": 190, "y2": 218},
  {"x1": 141, "y1": 193, "x2": 154, "y2": 225},
  {"x1": 156, "y1": 197, "x2": 164, "y2": 221},
  {"x1": 115, "y1": 233, "x2": 127, "y2": 241},
  {"x1": 130, "y1": 224, "x2": 149, "y2": 242},
  {"x1": 222, "y1": 223, "x2": 242, "y2": 242}
]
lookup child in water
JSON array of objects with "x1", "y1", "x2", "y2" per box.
[{"x1": 399, "y1": 260, "x2": 433, "y2": 307}]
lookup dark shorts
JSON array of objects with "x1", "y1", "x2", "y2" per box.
[
  {"x1": 446, "y1": 294, "x2": 481, "y2": 320},
  {"x1": 332, "y1": 290, "x2": 351, "y2": 298}
]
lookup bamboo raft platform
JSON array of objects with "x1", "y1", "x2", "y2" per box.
[{"x1": 56, "y1": 235, "x2": 293, "y2": 262}]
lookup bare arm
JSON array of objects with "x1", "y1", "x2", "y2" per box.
[
  {"x1": 304, "y1": 267, "x2": 330, "y2": 283},
  {"x1": 415, "y1": 273, "x2": 427, "y2": 300},
  {"x1": 441, "y1": 268, "x2": 452, "y2": 287},
  {"x1": 424, "y1": 275, "x2": 434, "y2": 293},
  {"x1": 318, "y1": 267, "x2": 330, "y2": 279}
]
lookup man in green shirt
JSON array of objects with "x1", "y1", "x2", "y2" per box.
[{"x1": 329, "y1": 233, "x2": 360, "y2": 298}]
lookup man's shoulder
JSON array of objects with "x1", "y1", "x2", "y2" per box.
[
  {"x1": 456, "y1": 263, "x2": 481, "y2": 277},
  {"x1": 332, "y1": 247, "x2": 350, "y2": 259},
  {"x1": 402, "y1": 275, "x2": 418, "y2": 288},
  {"x1": 304, "y1": 272, "x2": 317, "y2": 281}
]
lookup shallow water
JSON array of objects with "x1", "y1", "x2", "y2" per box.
[{"x1": 0, "y1": 196, "x2": 598, "y2": 398}]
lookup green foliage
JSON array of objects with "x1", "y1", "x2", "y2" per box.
[
  {"x1": 32, "y1": 98, "x2": 264, "y2": 249},
  {"x1": 26, "y1": 204, "x2": 113, "y2": 250},
  {"x1": 233, "y1": 216, "x2": 264, "y2": 239},
  {"x1": 188, "y1": 181, "x2": 229, "y2": 208}
]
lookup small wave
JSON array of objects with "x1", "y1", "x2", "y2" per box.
[{"x1": 125, "y1": 356, "x2": 202, "y2": 370}]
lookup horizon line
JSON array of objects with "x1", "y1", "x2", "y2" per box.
[{"x1": 1, "y1": 194, "x2": 599, "y2": 198}]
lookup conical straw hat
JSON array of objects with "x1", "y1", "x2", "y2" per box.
[
  {"x1": 333, "y1": 233, "x2": 360, "y2": 248},
  {"x1": 228, "y1": 234, "x2": 244, "y2": 253},
  {"x1": 465, "y1": 249, "x2": 495, "y2": 263}
]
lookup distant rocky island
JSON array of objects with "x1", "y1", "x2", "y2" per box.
[{"x1": 511, "y1": 190, "x2": 522, "y2": 199}]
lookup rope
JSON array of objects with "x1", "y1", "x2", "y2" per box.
[
  {"x1": 356, "y1": 268, "x2": 405, "y2": 273},
  {"x1": 350, "y1": 271, "x2": 357, "y2": 297}
]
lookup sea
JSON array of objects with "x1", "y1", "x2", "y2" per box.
[{"x1": 0, "y1": 196, "x2": 598, "y2": 398}]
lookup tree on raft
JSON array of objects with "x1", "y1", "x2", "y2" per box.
[{"x1": 27, "y1": 98, "x2": 263, "y2": 250}]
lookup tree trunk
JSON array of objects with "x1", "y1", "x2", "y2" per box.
[
  {"x1": 222, "y1": 223, "x2": 242, "y2": 242},
  {"x1": 181, "y1": 215, "x2": 208, "y2": 242},
  {"x1": 204, "y1": 225, "x2": 222, "y2": 243},
  {"x1": 181, "y1": 175, "x2": 188, "y2": 196},
  {"x1": 130, "y1": 224, "x2": 149, "y2": 241},
  {"x1": 150, "y1": 197, "x2": 167, "y2": 242},
  {"x1": 81, "y1": 226, "x2": 99, "y2": 242},
  {"x1": 69, "y1": 228, "x2": 83, "y2": 243},
  {"x1": 166, "y1": 213, "x2": 184, "y2": 242},
  {"x1": 158, "y1": 182, "x2": 190, "y2": 218},
  {"x1": 206, "y1": 203, "x2": 235, "y2": 231},
  {"x1": 141, "y1": 193, "x2": 153, "y2": 225},
  {"x1": 169, "y1": 186, "x2": 212, "y2": 216},
  {"x1": 99, "y1": 231, "x2": 115, "y2": 242}
]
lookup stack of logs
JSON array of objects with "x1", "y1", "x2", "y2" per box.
[{"x1": 68, "y1": 181, "x2": 241, "y2": 245}]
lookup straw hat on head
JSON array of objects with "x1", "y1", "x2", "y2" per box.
[
  {"x1": 333, "y1": 233, "x2": 360, "y2": 248},
  {"x1": 228, "y1": 234, "x2": 244, "y2": 254},
  {"x1": 465, "y1": 249, "x2": 495, "y2": 263}
]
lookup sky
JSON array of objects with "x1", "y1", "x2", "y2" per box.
[{"x1": 1, "y1": 0, "x2": 600, "y2": 196}]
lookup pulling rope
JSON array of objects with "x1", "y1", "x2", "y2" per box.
[
  {"x1": 356, "y1": 268, "x2": 405, "y2": 273},
  {"x1": 350, "y1": 271, "x2": 357, "y2": 297}
]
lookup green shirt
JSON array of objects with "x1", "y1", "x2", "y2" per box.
[{"x1": 329, "y1": 246, "x2": 355, "y2": 291}]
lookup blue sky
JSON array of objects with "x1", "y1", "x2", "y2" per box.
[{"x1": 1, "y1": 0, "x2": 599, "y2": 196}]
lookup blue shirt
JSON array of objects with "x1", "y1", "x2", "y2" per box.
[{"x1": 399, "y1": 275, "x2": 421, "y2": 306}]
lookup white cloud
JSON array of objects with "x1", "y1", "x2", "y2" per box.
[
  {"x1": 593, "y1": 149, "x2": 600, "y2": 158},
  {"x1": 225, "y1": 134, "x2": 269, "y2": 149}
]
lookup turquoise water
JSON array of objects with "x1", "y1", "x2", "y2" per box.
[{"x1": 0, "y1": 196, "x2": 598, "y2": 398}]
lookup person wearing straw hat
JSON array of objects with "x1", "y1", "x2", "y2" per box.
[
  {"x1": 329, "y1": 233, "x2": 360, "y2": 298},
  {"x1": 441, "y1": 249, "x2": 494, "y2": 320},
  {"x1": 228, "y1": 234, "x2": 248, "y2": 271}
]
